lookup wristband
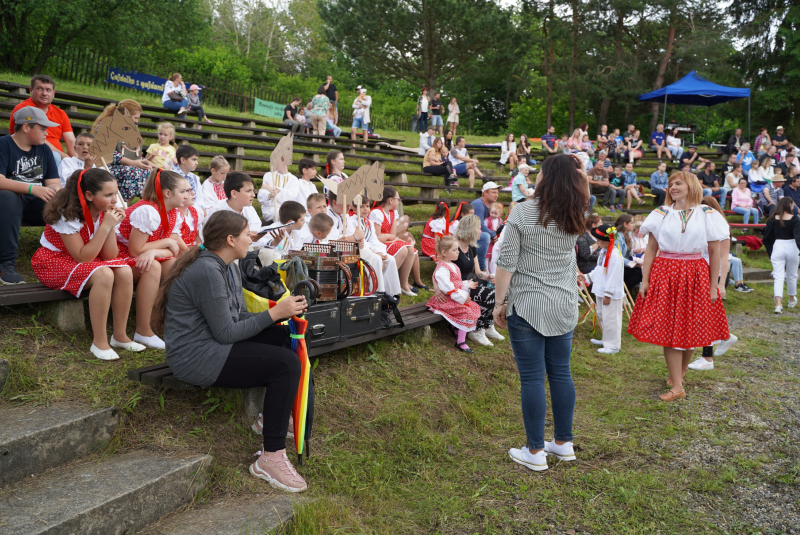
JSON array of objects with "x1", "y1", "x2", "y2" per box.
[{"x1": 28, "y1": 184, "x2": 33, "y2": 194}]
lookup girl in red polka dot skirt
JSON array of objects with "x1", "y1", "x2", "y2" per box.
[
  {"x1": 116, "y1": 169, "x2": 192, "y2": 350},
  {"x1": 627, "y1": 171, "x2": 730, "y2": 401},
  {"x1": 32, "y1": 169, "x2": 148, "y2": 361}
]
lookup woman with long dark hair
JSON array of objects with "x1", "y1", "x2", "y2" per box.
[
  {"x1": 493, "y1": 153, "x2": 590, "y2": 472},
  {"x1": 152, "y1": 210, "x2": 309, "y2": 493}
]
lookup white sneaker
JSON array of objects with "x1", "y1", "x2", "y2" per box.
[
  {"x1": 714, "y1": 334, "x2": 738, "y2": 356},
  {"x1": 110, "y1": 336, "x2": 147, "y2": 352},
  {"x1": 134, "y1": 332, "x2": 166, "y2": 349},
  {"x1": 485, "y1": 325, "x2": 505, "y2": 341},
  {"x1": 543, "y1": 440, "x2": 576, "y2": 461},
  {"x1": 688, "y1": 356, "x2": 714, "y2": 371},
  {"x1": 508, "y1": 446, "x2": 548, "y2": 471},
  {"x1": 468, "y1": 329, "x2": 493, "y2": 346},
  {"x1": 597, "y1": 348, "x2": 619, "y2": 354},
  {"x1": 789, "y1": 297, "x2": 798, "y2": 308},
  {"x1": 775, "y1": 306, "x2": 783, "y2": 314},
  {"x1": 590, "y1": 339, "x2": 604, "y2": 346},
  {"x1": 90, "y1": 344, "x2": 119, "y2": 361}
]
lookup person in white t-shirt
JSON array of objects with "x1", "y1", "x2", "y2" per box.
[
  {"x1": 294, "y1": 158, "x2": 320, "y2": 213},
  {"x1": 59, "y1": 133, "x2": 97, "y2": 187},
  {"x1": 448, "y1": 136, "x2": 483, "y2": 188},
  {"x1": 205, "y1": 172, "x2": 263, "y2": 239},
  {"x1": 258, "y1": 157, "x2": 299, "y2": 223}
]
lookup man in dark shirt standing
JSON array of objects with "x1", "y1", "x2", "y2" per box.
[
  {"x1": 323, "y1": 76, "x2": 338, "y2": 125},
  {"x1": 429, "y1": 92, "x2": 443, "y2": 136},
  {"x1": 541, "y1": 126, "x2": 558, "y2": 157},
  {"x1": 0, "y1": 107, "x2": 61, "y2": 284}
]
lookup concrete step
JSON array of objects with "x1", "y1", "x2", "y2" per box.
[
  {"x1": 135, "y1": 494, "x2": 296, "y2": 535},
  {"x1": 0, "y1": 451, "x2": 213, "y2": 535},
  {"x1": 743, "y1": 266, "x2": 777, "y2": 281},
  {"x1": 0, "y1": 404, "x2": 118, "y2": 487}
]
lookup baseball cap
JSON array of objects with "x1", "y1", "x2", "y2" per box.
[
  {"x1": 517, "y1": 164, "x2": 532, "y2": 172},
  {"x1": 777, "y1": 126, "x2": 784, "y2": 130},
  {"x1": 360, "y1": 88, "x2": 367, "y2": 94},
  {"x1": 13, "y1": 106, "x2": 58, "y2": 128},
  {"x1": 189, "y1": 84, "x2": 200, "y2": 91},
  {"x1": 482, "y1": 181, "x2": 500, "y2": 191},
  {"x1": 356, "y1": 85, "x2": 362, "y2": 91}
]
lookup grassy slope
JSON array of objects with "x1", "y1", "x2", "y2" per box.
[{"x1": 2, "y1": 75, "x2": 795, "y2": 534}]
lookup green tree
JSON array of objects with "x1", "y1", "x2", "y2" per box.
[
  {"x1": 0, "y1": 0, "x2": 210, "y2": 74},
  {"x1": 318, "y1": 0, "x2": 516, "y2": 94},
  {"x1": 731, "y1": 0, "x2": 800, "y2": 139}
]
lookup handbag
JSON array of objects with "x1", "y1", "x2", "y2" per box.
[{"x1": 239, "y1": 251, "x2": 288, "y2": 302}]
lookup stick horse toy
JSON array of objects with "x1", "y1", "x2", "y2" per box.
[{"x1": 90, "y1": 107, "x2": 143, "y2": 208}]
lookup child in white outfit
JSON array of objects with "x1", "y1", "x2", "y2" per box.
[{"x1": 583, "y1": 224, "x2": 625, "y2": 354}]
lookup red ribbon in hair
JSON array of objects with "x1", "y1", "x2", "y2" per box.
[
  {"x1": 452, "y1": 201, "x2": 466, "y2": 223},
  {"x1": 77, "y1": 170, "x2": 94, "y2": 233},
  {"x1": 154, "y1": 170, "x2": 171, "y2": 239},
  {"x1": 325, "y1": 163, "x2": 330, "y2": 176},
  {"x1": 603, "y1": 232, "x2": 616, "y2": 270}
]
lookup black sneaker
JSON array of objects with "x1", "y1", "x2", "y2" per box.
[
  {"x1": 412, "y1": 282, "x2": 431, "y2": 291},
  {"x1": 0, "y1": 262, "x2": 24, "y2": 285},
  {"x1": 734, "y1": 284, "x2": 748, "y2": 293},
  {"x1": 741, "y1": 283, "x2": 754, "y2": 292}
]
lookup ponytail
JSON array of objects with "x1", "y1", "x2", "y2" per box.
[{"x1": 151, "y1": 211, "x2": 249, "y2": 334}]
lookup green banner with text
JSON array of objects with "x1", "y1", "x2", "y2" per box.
[{"x1": 253, "y1": 98, "x2": 285, "y2": 120}]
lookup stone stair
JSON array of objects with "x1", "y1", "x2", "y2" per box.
[{"x1": 0, "y1": 402, "x2": 295, "y2": 534}]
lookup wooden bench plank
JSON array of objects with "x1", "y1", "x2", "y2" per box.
[{"x1": 0, "y1": 283, "x2": 74, "y2": 306}]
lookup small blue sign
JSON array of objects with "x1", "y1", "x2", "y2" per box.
[{"x1": 107, "y1": 68, "x2": 168, "y2": 95}]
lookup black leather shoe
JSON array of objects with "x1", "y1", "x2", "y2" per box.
[{"x1": 454, "y1": 342, "x2": 474, "y2": 354}]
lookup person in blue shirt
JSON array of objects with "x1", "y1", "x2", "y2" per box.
[
  {"x1": 540, "y1": 125, "x2": 558, "y2": 157},
  {"x1": 735, "y1": 143, "x2": 756, "y2": 178},
  {"x1": 471, "y1": 182, "x2": 501, "y2": 271},
  {"x1": 650, "y1": 124, "x2": 667, "y2": 160},
  {"x1": 511, "y1": 165, "x2": 533, "y2": 202},
  {"x1": 621, "y1": 162, "x2": 643, "y2": 209},
  {"x1": 646, "y1": 161, "x2": 669, "y2": 205}
]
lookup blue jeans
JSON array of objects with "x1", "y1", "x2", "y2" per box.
[
  {"x1": 730, "y1": 255, "x2": 743, "y2": 282},
  {"x1": 589, "y1": 195, "x2": 596, "y2": 212},
  {"x1": 477, "y1": 232, "x2": 490, "y2": 271},
  {"x1": 732, "y1": 206, "x2": 759, "y2": 224},
  {"x1": 507, "y1": 314, "x2": 575, "y2": 449},
  {"x1": 668, "y1": 145, "x2": 683, "y2": 160},
  {"x1": 163, "y1": 99, "x2": 188, "y2": 119},
  {"x1": 702, "y1": 187, "x2": 712, "y2": 197}
]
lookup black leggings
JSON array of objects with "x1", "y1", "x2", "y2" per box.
[
  {"x1": 188, "y1": 104, "x2": 205, "y2": 121},
  {"x1": 212, "y1": 325, "x2": 300, "y2": 452},
  {"x1": 423, "y1": 162, "x2": 454, "y2": 177},
  {"x1": 470, "y1": 281, "x2": 496, "y2": 330}
]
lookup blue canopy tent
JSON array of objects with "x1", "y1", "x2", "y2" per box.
[{"x1": 639, "y1": 71, "x2": 751, "y2": 142}]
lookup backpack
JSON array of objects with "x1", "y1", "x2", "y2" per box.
[{"x1": 238, "y1": 250, "x2": 288, "y2": 302}]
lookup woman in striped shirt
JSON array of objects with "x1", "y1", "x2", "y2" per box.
[{"x1": 493, "y1": 153, "x2": 590, "y2": 472}]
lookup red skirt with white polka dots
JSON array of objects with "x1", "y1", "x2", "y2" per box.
[
  {"x1": 31, "y1": 248, "x2": 131, "y2": 298},
  {"x1": 627, "y1": 257, "x2": 729, "y2": 348}
]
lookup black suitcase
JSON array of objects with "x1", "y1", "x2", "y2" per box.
[
  {"x1": 340, "y1": 296, "x2": 382, "y2": 339},
  {"x1": 304, "y1": 301, "x2": 342, "y2": 348}
]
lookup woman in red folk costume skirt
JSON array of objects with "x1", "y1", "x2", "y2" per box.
[
  {"x1": 115, "y1": 169, "x2": 192, "y2": 350},
  {"x1": 421, "y1": 201, "x2": 450, "y2": 260},
  {"x1": 627, "y1": 171, "x2": 730, "y2": 401},
  {"x1": 370, "y1": 185, "x2": 429, "y2": 297},
  {"x1": 32, "y1": 169, "x2": 149, "y2": 361}
]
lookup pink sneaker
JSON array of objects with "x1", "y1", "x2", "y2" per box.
[
  {"x1": 251, "y1": 413, "x2": 294, "y2": 439},
  {"x1": 249, "y1": 449, "x2": 307, "y2": 493}
]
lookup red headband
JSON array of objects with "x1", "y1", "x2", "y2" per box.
[
  {"x1": 77, "y1": 170, "x2": 94, "y2": 233},
  {"x1": 154, "y1": 170, "x2": 170, "y2": 239}
]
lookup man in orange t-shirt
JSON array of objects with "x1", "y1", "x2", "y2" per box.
[{"x1": 9, "y1": 75, "x2": 75, "y2": 163}]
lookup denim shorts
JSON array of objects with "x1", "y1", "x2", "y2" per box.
[
  {"x1": 352, "y1": 117, "x2": 368, "y2": 130},
  {"x1": 454, "y1": 163, "x2": 468, "y2": 176},
  {"x1": 430, "y1": 115, "x2": 443, "y2": 126}
]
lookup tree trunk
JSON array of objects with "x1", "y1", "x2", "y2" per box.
[
  {"x1": 649, "y1": 2, "x2": 678, "y2": 132},
  {"x1": 598, "y1": 99, "x2": 610, "y2": 133},
  {"x1": 544, "y1": 0, "x2": 555, "y2": 129},
  {"x1": 568, "y1": 0, "x2": 578, "y2": 133}
]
